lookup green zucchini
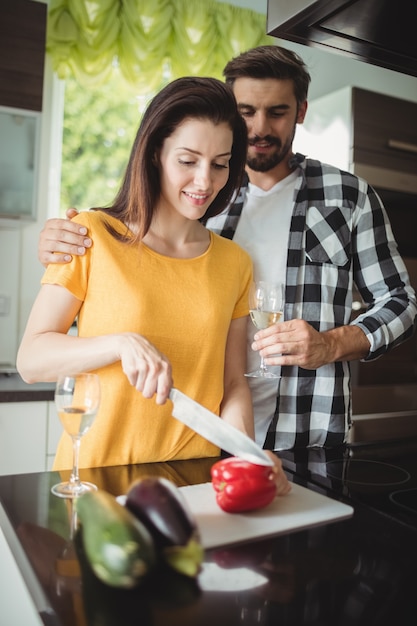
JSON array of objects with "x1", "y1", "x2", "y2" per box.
[
  {"x1": 76, "y1": 490, "x2": 156, "y2": 588},
  {"x1": 75, "y1": 530, "x2": 153, "y2": 626}
]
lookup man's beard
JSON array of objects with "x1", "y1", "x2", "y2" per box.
[{"x1": 246, "y1": 128, "x2": 296, "y2": 173}]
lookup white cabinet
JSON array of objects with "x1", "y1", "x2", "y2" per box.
[
  {"x1": 0, "y1": 402, "x2": 47, "y2": 475},
  {"x1": 0, "y1": 401, "x2": 62, "y2": 475},
  {"x1": 0, "y1": 527, "x2": 43, "y2": 626}
]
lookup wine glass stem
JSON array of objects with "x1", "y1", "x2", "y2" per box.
[
  {"x1": 69, "y1": 436, "x2": 81, "y2": 486},
  {"x1": 260, "y1": 355, "x2": 267, "y2": 373}
]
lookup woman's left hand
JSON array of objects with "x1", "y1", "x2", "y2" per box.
[{"x1": 264, "y1": 450, "x2": 292, "y2": 496}]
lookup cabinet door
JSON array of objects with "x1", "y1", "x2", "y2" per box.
[
  {"x1": 352, "y1": 88, "x2": 417, "y2": 177},
  {"x1": 0, "y1": 527, "x2": 44, "y2": 626},
  {"x1": 0, "y1": 0, "x2": 47, "y2": 110},
  {"x1": 0, "y1": 402, "x2": 47, "y2": 475}
]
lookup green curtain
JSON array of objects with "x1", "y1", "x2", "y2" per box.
[{"x1": 47, "y1": 0, "x2": 272, "y2": 90}]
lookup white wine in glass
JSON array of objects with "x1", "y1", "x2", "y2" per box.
[
  {"x1": 245, "y1": 281, "x2": 284, "y2": 379},
  {"x1": 51, "y1": 373, "x2": 101, "y2": 498}
]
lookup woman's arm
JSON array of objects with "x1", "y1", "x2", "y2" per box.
[
  {"x1": 221, "y1": 315, "x2": 291, "y2": 496},
  {"x1": 17, "y1": 284, "x2": 172, "y2": 404},
  {"x1": 220, "y1": 316, "x2": 254, "y2": 439}
]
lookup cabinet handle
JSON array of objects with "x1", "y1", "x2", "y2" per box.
[{"x1": 387, "y1": 139, "x2": 417, "y2": 155}]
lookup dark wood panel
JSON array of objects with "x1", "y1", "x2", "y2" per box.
[
  {"x1": 352, "y1": 89, "x2": 417, "y2": 176},
  {"x1": 0, "y1": 0, "x2": 47, "y2": 110}
]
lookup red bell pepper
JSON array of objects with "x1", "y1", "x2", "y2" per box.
[{"x1": 210, "y1": 457, "x2": 277, "y2": 513}]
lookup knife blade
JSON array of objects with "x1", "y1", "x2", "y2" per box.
[{"x1": 169, "y1": 388, "x2": 274, "y2": 466}]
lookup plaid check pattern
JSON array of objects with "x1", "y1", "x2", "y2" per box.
[{"x1": 207, "y1": 155, "x2": 417, "y2": 450}]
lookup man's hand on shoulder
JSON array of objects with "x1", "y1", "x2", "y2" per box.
[{"x1": 38, "y1": 208, "x2": 92, "y2": 266}]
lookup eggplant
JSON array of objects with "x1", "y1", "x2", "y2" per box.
[{"x1": 125, "y1": 476, "x2": 204, "y2": 577}]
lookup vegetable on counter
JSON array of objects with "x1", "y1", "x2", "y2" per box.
[
  {"x1": 210, "y1": 457, "x2": 277, "y2": 513},
  {"x1": 74, "y1": 529, "x2": 154, "y2": 626},
  {"x1": 76, "y1": 490, "x2": 156, "y2": 589},
  {"x1": 125, "y1": 476, "x2": 204, "y2": 577}
]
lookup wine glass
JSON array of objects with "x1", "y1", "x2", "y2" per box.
[
  {"x1": 245, "y1": 281, "x2": 284, "y2": 379},
  {"x1": 51, "y1": 373, "x2": 101, "y2": 498}
]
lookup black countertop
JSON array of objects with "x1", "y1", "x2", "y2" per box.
[
  {"x1": 0, "y1": 450, "x2": 416, "y2": 626},
  {"x1": 0, "y1": 373, "x2": 55, "y2": 402}
]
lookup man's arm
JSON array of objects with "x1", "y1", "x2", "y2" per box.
[{"x1": 38, "y1": 208, "x2": 92, "y2": 266}]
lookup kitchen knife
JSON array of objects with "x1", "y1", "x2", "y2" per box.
[{"x1": 169, "y1": 388, "x2": 274, "y2": 467}]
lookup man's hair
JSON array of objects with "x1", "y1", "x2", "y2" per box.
[{"x1": 223, "y1": 45, "x2": 311, "y2": 106}]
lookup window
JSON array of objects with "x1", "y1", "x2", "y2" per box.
[{"x1": 60, "y1": 71, "x2": 159, "y2": 214}]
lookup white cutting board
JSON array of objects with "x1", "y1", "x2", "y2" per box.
[{"x1": 178, "y1": 482, "x2": 353, "y2": 549}]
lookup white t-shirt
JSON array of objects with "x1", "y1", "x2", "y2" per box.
[{"x1": 233, "y1": 172, "x2": 297, "y2": 446}]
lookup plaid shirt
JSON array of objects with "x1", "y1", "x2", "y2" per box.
[{"x1": 206, "y1": 154, "x2": 417, "y2": 450}]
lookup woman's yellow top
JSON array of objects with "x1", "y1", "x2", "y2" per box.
[{"x1": 42, "y1": 211, "x2": 252, "y2": 469}]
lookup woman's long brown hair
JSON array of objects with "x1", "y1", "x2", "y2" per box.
[{"x1": 96, "y1": 76, "x2": 248, "y2": 244}]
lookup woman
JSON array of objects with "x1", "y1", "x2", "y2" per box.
[{"x1": 18, "y1": 78, "x2": 255, "y2": 469}]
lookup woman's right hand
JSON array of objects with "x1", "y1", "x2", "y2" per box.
[{"x1": 118, "y1": 333, "x2": 173, "y2": 405}]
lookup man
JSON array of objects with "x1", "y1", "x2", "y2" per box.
[{"x1": 38, "y1": 45, "x2": 417, "y2": 451}]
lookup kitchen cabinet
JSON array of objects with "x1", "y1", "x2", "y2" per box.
[
  {"x1": 0, "y1": 107, "x2": 41, "y2": 221},
  {"x1": 350, "y1": 88, "x2": 417, "y2": 185},
  {"x1": 267, "y1": 0, "x2": 417, "y2": 77},
  {"x1": 0, "y1": 0, "x2": 47, "y2": 111},
  {"x1": 0, "y1": 528, "x2": 44, "y2": 626},
  {"x1": 0, "y1": 401, "x2": 61, "y2": 475},
  {"x1": 0, "y1": 401, "x2": 47, "y2": 475}
]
